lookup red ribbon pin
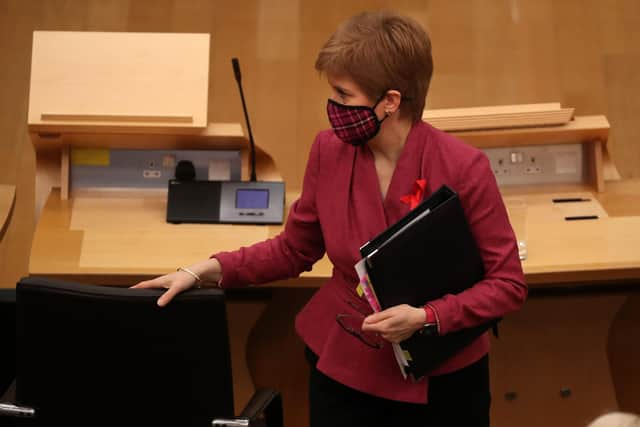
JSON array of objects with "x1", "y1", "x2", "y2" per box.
[{"x1": 400, "y1": 179, "x2": 427, "y2": 210}]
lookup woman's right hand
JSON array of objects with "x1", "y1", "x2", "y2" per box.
[{"x1": 131, "y1": 258, "x2": 222, "y2": 307}]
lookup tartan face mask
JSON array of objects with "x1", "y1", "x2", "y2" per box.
[{"x1": 326, "y1": 93, "x2": 388, "y2": 146}]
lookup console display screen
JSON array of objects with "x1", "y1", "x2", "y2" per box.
[{"x1": 235, "y1": 189, "x2": 269, "y2": 209}]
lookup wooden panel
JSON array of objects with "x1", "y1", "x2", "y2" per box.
[
  {"x1": 60, "y1": 146, "x2": 69, "y2": 200},
  {"x1": 0, "y1": 185, "x2": 17, "y2": 284},
  {"x1": 226, "y1": 299, "x2": 269, "y2": 414},
  {"x1": 451, "y1": 115, "x2": 609, "y2": 150},
  {"x1": 589, "y1": 140, "x2": 605, "y2": 193},
  {"x1": 604, "y1": 54, "x2": 640, "y2": 180},
  {"x1": 595, "y1": 178, "x2": 640, "y2": 218},
  {"x1": 490, "y1": 294, "x2": 627, "y2": 427},
  {"x1": 31, "y1": 123, "x2": 246, "y2": 150},
  {"x1": 28, "y1": 31, "x2": 210, "y2": 132},
  {"x1": 423, "y1": 103, "x2": 574, "y2": 131},
  {"x1": 0, "y1": 185, "x2": 16, "y2": 236},
  {"x1": 247, "y1": 288, "x2": 316, "y2": 427},
  {"x1": 0, "y1": 0, "x2": 39, "y2": 288},
  {"x1": 608, "y1": 294, "x2": 640, "y2": 413},
  {"x1": 34, "y1": 147, "x2": 63, "y2": 221}
]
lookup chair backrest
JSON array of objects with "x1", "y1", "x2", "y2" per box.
[{"x1": 15, "y1": 276, "x2": 234, "y2": 426}]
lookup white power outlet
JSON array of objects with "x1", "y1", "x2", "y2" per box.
[{"x1": 483, "y1": 143, "x2": 583, "y2": 186}]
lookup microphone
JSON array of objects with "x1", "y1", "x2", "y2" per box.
[{"x1": 231, "y1": 57, "x2": 257, "y2": 182}]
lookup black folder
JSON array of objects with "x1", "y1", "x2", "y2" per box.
[{"x1": 360, "y1": 185, "x2": 499, "y2": 379}]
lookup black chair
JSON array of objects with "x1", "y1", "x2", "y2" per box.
[{"x1": 0, "y1": 277, "x2": 283, "y2": 427}]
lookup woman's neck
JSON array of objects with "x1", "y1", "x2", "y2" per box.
[{"x1": 368, "y1": 118, "x2": 414, "y2": 163}]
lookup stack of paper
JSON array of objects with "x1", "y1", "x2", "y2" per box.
[{"x1": 354, "y1": 259, "x2": 411, "y2": 379}]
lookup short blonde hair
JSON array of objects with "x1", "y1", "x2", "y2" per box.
[
  {"x1": 315, "y1": 11, "x2": 433, "y2": 122},
  {"x1": 587, "y1": 412, "x2": 640, "y2": 427}
]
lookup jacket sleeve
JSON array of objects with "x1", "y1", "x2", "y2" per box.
[
  {"x1": 212, "y1": 136, "x2": 326, "y2": 288},
  {"x1": 427, "y1": 152, "x2": 528, "y2": 335}
]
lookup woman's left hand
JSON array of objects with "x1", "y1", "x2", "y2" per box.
[{"x1": 362, "y1": 304, "x2": 426, "y2": 343}]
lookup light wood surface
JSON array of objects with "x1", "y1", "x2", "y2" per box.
[
  {"x1": 28, "y1": 31, "x2": 210, "y2": 133},
  {"x1": 72, "y1": 196, "x2": 269, "y2": 271},
  {"x1": 426, "y1": 102, "x2": 564, "y2": 118},
  {"x1": 28, "y1": 188, "x2": 328, "y2": 281},
  {"x1": 0, "y1": 184, "x2": 18, "y2": 287},
  {"x1": 28, "y1": 182, "x2": 640, "y2": 288},
  {"x1": 590, "y1": 140, "x2": 605, "y2": 192},
  {"x1": 0, "y1": 185, "x2": 16, "y2": 235},
  {"x1": 502, "y1": 190, "x2": 640, "y2": 284},
  {"x1": 30, "y1": 123, "x2": 247, "y2": 150},
  {"x1": 423, "y1": 103, "x2": 574, "y2": 131},
  {"x1": 451, "y1": 115, "x2": 609, "y2": 149}
]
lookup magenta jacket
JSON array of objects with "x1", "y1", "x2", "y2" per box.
[{"x1": 214, "y1": 121, "x2": 527, "y2": 404}]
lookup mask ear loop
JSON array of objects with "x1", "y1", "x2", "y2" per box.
[
  {"x1": 372, "y1": 91, "x2": 389, "y2": 110},
  {"x1": 373, "y1": 90, "x2": 391, "y2": 124}
]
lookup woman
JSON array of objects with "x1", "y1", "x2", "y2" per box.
[{"x1": 134, "y1": 11, "x2": 527, "y2": 426}]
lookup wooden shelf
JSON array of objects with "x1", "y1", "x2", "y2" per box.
[
  {"x1": 450, "y1": 115, "x2": 609, "y2": 149},
  {"x1": 423, "y1": 103, "x2": 575, "y2": 132}
]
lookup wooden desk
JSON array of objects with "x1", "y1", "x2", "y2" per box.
[
  {"x1": 27, "y1": 179, "x2": 640, "y2": 427},
  {"x1": 501, "y1": 183, "x2": 640, "y2": 285},
  {"x1": 29, "y1": 188, "x2": 332, "y2": 283},
  {"x1": 30, "y1": 181, "x2": 640, "y2": 287}
]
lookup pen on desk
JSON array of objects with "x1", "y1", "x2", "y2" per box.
[
  {"x1": 565, "y1": 215, "x2": 599, "y2": 221},
  {"x1": 553, "y1": 198, "x2": 591, "y2": 203}
]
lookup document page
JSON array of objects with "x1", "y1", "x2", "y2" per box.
[{"x1": 354, "y1": 259, "x2": 410, "y2": 378}]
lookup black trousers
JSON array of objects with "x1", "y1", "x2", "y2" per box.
[{"x1": 306, "y1": 347, "x2": 490, "y2": 427}]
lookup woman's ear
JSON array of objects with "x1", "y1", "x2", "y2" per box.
[{"x1": 383, "y1": 90, "x2": 402, "y2": 116}]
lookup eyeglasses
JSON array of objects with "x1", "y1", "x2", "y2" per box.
[{"x1": 336, "y1": 300, "x2": 384, "y2": 350}]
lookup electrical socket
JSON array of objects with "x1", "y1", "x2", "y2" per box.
[
  {"x1": 143, "y1": 170, "x2": 161, "y2": 178},
  {"x1": 524, "y1": 166, "x2": 542, "y2": 174},
  {"x1": 483, "y1": 143, "x2": 583, "y2": 186}
]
